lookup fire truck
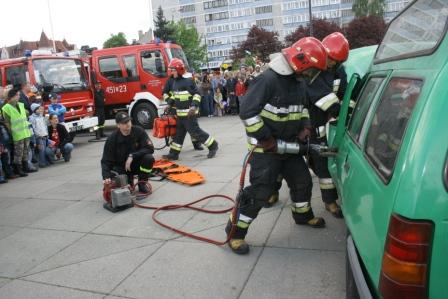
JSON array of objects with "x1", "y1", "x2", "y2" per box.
[
  {"x1": 0, "y1": 50, "x2": 98, "y2": 137},
  {"x1": 89, "y1": 42, "x2": 190, "y2": 129}
]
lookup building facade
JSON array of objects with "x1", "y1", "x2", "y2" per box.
[{"x1": 152, "y1": 0, "x2": 410, "y2": 69}]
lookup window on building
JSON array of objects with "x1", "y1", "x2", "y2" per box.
[
  {"x1": 180, "y1": 4, "x2": 195, "y2": 12},
  {"x1": 255, "y1": 5, "x2": 272, "y2": 14},
  {"x1": 123, "y1": 55, "x2": 138, "y2": 78},
  {"x1": 181, "y1": 16, "x2": 196, "y2": 24},
  {"x1": 5, "y1": 65, "x2": 27, "y2": 85},
  {"x1": 256, "y1": 18, "x2": 274, "y2": 27},
  {"x1": 205, "y1": 11, "x2": 229, "y2": 21},
  {"x1": 204, "y1": 0, "x2": 228, "y2": 9},
  {"x1": 99, "y1": 57, "x2": 123, "y2": 80}
]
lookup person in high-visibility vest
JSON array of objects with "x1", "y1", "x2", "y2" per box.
[{"x1": 1, "y1": 89, "x2": 32, "y2": 177}]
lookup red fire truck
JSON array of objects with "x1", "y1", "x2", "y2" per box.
[
  {"x1": 0, "y1": 51, "x2": 98, "y2": 136},
  {"x1": 90, "y1": 42, "x2": 190, "y2": 129}
]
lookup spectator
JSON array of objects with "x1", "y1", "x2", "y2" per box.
[
  {"x1": 47, "y1": 114, "x2": 74, "y2": 162},
  {"x1": 225, "y1": 71, "x2": 237, "y2": 115},
  {"x1": 29, "y1": 103, "x2": 52, "y2": 167},
  {"x1": 18, "y1": 83, "x2": 32, "y2": 115},
  {"x1": 214, "y1": 87, "x2": 225, "y2": 117},
  {"x1": 1, "y1": 89, "x2": 32, "y2": 177},
  {"x1": 0, "y1": 116, "x2": 16, "y2": 180},
  {"x1": 200, "y1": 74, "x2": 213, "y2": 117},
  {"x1": 48, "y1": 93, "x2": 66, "y2": 123},
  {"x1": 235, "y1": 75, "x2": 247, "y2": 114},
  {"x1": 253, "y1": 65, "x2": 262, "y2": 77}
]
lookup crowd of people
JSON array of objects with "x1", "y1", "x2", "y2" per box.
[
  {"x1": 0, "y1": 84, "x2": 74, "y2": 184},
  {"x1": 194, "y1": 64, "x2": 265, "y2": 117}
]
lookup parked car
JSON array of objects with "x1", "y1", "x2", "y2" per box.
[{"x1": 327, "y1": 0, "x2": 448, "y2": 298}]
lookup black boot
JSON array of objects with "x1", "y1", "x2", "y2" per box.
[
  {"x1": 99, "y1": 128, "x2": 108, "y2": 138},
  {"x1": 23, "y1": 163, "x2": 38, "y2": 173},
  {"x1": 207, "y1": 141, "x2": 218, "y2": 158},
  {"x1": 95, "y1": 129, "x2": 101, "y2": 140},
  {"x1": 162, "y1": 152, "x2": 179, "y2": 160},
  {"x1": 13, "y1": 164, "x2": 28, "y2": 177},
  {"x1": 192, "y1": 142, "x2": 204, "y2": 151}
]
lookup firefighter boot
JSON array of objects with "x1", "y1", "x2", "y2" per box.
[
  {"x1": 264, "y1": 191, "x2": 279, "y2": 208},
  {"x1": 95, "y1": 129, "x2": 101, "y2": 140},
  {"x1": 162, "y1": 151, "x2": 179, "y2": 160},
  {"x1": 13, "y1": 164, "x2": 28, "y2": 177},
  {"x1": 137, "y1": 181, "x2": 151, "y2": 194},
  {"x1": 99, "y1": 128, "x2": 108, "y2": 138},
  {"x1": 292, "y1": 203, "x2": 326, "y2": 228},
  {"x1": 192, "y1": 141, "x2": 204, "y2": 151},
  {"x1": 207, "y1": 141, "x2": 219, "y2": 158},
  {"x1": 225, "y1": 221, "x2": 249, "y2": 255},
  {"x1": 325, "y1": 201, "x2": 343, "y2": 218}
]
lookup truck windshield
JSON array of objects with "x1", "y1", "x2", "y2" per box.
[
  {"x1": 166, "y1": 48, "x2": 190, "y2": 70},
  {"x1": 376, "y1": 0, "x2": 448, "y2": 62},
  {"x1": 32, "y1": 58, "x2": 88, "y2": 92}
]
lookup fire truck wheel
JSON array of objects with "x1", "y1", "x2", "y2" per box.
[{"x1": 132, "y1": 102, "x2": 157, "y2": 129}]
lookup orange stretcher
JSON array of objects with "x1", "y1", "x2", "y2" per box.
[{"x1": 152, "y1": 159, "x2": 205, "y2": 186}]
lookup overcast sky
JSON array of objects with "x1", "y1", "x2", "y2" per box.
[{"x1": 1, "y1": 0, "x2": 155, "y2": 49}]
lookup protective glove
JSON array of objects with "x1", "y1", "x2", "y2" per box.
[
  {"x1": 327, "y1": 103, "x2": 341, "y2": 119},
  {"x1": 258, "y1": 136, "x2": 277, "y2": 153},
  {"x1": 187, "y1": 107, "x2": 198, "y2": 118},
  {"x1": 298, "y1": 127, "x2": 312, "y2": 142}
]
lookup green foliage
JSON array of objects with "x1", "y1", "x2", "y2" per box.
[
  {"x1": 353, "y1": 0, "x2": 385, "y2": 17},
  {"x1": 154, "y1": 6, "x2": 175, "y2": 41},
  {"x1": 103, "y1": 32, "x2": 128, "y2": 49},
  {"x1": 168, "y1": 21, "x2": 206, "y2": 71}
]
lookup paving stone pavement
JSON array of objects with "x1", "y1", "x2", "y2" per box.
[{"x1": 0, "y1": 116, "x2": 346, "y2": 299}]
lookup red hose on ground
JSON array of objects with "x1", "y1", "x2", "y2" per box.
[{"x1": 132, "y1": 150, "x2": 253, "y2": 245}]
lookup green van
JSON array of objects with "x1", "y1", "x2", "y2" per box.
[{"x1": 327, "y1": 0, "x2": 448, "y2": 298}]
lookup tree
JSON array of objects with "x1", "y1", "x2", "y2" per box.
[
  {"x1": 353, "y1": 0, "x2": 385, "y2": 17},
  {"x1": 103, "y1": 32, "x2": 128, "y2": 49},
  {"x1": 154, "y1": 6, "x2": 175, "y2": 41},
  {"x1": 284, "y1": 19, "x2": 342, "y2": 46},
  {"x1": 168, "y1": 21, "x2": 206, "y2": 71},
  {"x1": 231, "y1": 26, "x2": 283, "y2": 64},
  {"x1": 345, "y1": 16, "x2": 387, "y2": 49}
]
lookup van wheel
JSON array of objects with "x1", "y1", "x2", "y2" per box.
[
  {"x1": 132, "y1": 102, "x2": 157, "y2": 129},
  {"x1": 346, "y1": 231, "x2": 360, "y2": 299}
]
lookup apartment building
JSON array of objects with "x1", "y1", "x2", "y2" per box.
[{"x1": 151, "y1": 0, "x2": 410, "y2": 69}]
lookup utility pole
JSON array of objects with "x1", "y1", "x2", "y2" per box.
[
  {"x1": 308, "y1": 0, "x2": 313, "y2": 37},
  {"x1": 47, "y1": 0, "x2": 56, "y2": 52},
  {"x1": 204, "y1": 34, "x2": 209, "y2": 72},
  {"x1": 148, "y1": 0, "x2": 154, "y2": 40}
]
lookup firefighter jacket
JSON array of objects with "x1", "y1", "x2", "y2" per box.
[
  {"x1": 239, "y1": 68, "x2": 311, "y2": 152},
  {"x1": 94, "y1": 89, "x2": 105, "y2": 107},
  {"x1": 162, "y1": 76, "x2": 201, "y2": 117},
  {"x1": 307, "y1": 65, "x2": 348, "y2": 131},
  {"x1": 101, "y1": 126, "x2": 154, "y2": 179}
]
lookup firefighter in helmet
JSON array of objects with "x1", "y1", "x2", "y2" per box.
[
  {"x1": 225, "y1": 37, "x2": 328, "y2": 255},
  {"x1": 266, "y1": 32, "x2": 350, "y2": 218},
  {"x1": 162, "y1": 58, "x2": 218, "y2": 160}
]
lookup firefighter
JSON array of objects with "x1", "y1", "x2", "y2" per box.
[
  {"x1": 162, "y1": 58, "x2": 218, "y2": 160},
  {"x1": 225, "y1": 37, "x2": 328, "y2": 255},
  {"x1": 265, "y1": 32, "x2": 350, "y2": 218},
  {"x1": 94, "y1": 82, "x2": 107, "y2": 140},
  {"x1": 101, "y1": 112, "x2": 154, "y2": 194}
]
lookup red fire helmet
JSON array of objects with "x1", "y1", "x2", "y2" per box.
[
  {"x1": 281, "y1": 37, "x2": 327, "y2": 74},
  {"x1": 322, "y1": 32, "x2": 349, "y2": 62},
  {"x1": 168, "y1": 58, "x2": 186, "y2": 76}
]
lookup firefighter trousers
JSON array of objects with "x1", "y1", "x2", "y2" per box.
[
  {"x1": 169, "y1": 116, "x2": 215, "y2": 154},
  {"x1": 308, "y1": 135, "x2": 338, "y2": 204},
  {"x1": 112, "y1": 153, "x2": 154, "y2": 184},
  {"x1": 231, "y1": 152, "x2": 314, "y2": 239}
]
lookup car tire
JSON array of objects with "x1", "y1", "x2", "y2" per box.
[
  {"x1": 346, "y1": 232, "x2": 360, "y2": 299},
  {"x1": 132, "y1": 102, "x2": 157, "y2": 129}
]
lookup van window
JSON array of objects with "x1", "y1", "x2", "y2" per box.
[
  {"x1": 141, "y1": 50, "x2": 166, "y2": 76},
  {"x1": 348, "y1": 77, "x2": 385, "y2": 143},
  {"x1": 6, "y1": 65, "x2": 27, "y2": 85},
  {"x1": 99, "y1": 57, "x2": 123, "y2": 79},
  {"x1": 123, "y1": 55, "x2": 138, "y2": 77},
  {"x1": 376, "y1": 0, "x2": 448, "y2": 62},
  {"x1": 365, "y1": 78, "x2": 423, "y2": 180}
]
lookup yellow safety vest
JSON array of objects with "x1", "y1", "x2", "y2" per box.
[{"x1": 1, "y1": 102, "x2": 31, "y2": 141}]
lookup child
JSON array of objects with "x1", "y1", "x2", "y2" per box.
[
  {"x1": 48, "y1": 114, "x2": 74, "y2": 162},
  {"x1": 29, "y1": 103, "x2": 52, "y2": 167},
  {"x1": 214, "y1": 87, "x2": 225, "y2": 117},
  {"x1": 47, "y1": 93, "x2": 66, "y2": 123}
]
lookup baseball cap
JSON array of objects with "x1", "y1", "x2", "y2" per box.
[
  {"x1": 115, "y1": 112, "x2": 131, "y2": 124},
  {"x1": 31, "y1": 103, "x2": 41, "y2": 113}
]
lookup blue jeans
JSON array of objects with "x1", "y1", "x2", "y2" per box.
[
  {"x1": 49, "y1": 143, "x2": 74, "y2": 162},
  {"x1": 36, "y1": 137, "x2": 52, "y2": 166},
  {"x1": 206, "y1": 93, "x2": 214, "y2": 116}
]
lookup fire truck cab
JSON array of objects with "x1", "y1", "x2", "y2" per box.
[
  {"x1": 0, "y1": 51, "x2": 98, "y2": 136},
  {"x1": 90, "y1": 42, "x2": 189, "y2": 129}
]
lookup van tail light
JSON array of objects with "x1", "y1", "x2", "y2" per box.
[{"x1": 380, "y1": 214, "x2": 433, "y2": 299}]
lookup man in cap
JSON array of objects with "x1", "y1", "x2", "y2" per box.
[{"x1": 101, "y1": 112, "x2": 154, "y2": 193}]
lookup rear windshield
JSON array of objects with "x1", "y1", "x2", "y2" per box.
[{"x1": 375, "y1": 0, "x2": 448, "y2": 62}]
